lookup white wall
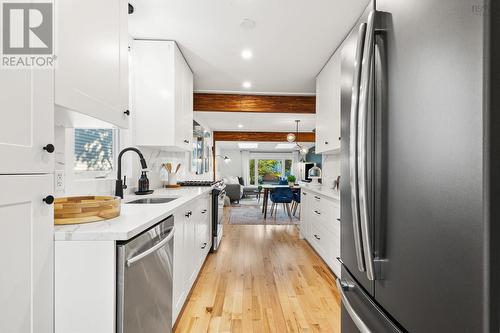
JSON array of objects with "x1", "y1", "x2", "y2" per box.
[{"x1": 218, "y1": 149, "x2": 243, "y2": 179}]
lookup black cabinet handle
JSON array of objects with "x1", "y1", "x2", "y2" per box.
[
  {"x1": 314, "y1": 210, "x2": 321, "y2": 215},
  {"x1": 43, "y1": 144, "x2": 55, "y2": 153},
  {"x1": 185, "y1": 211, "x2": 192, "y2": 218},
  {"x1": 43, "y1": 195, "x2": 54, "y2": 205},
  {"x1": 324, "y1": 141, "x2": 329, "y2": 145},
  {"x1": 314, "y1": 196, "x2": 321, "y2": 200},
  {"x1": 184, "y1": 139, "x2": 190, "y2": 144},
  {"x1": 124, "y1": 110, "x2": 130, "y2": 116},
  {"x1": 201, "y1": 242, "x2": 207, "y2": 249},
  {"x1": 314, "y1": 234, "x2": 320, "y2": 240},
  {"x1": 336, "y1": 218, "x2": 341, "y2": 222},
  {"x1": 201, "y1": 209, "x2": 207, "y2": 214}
]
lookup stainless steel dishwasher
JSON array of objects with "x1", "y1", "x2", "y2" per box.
[{"x1": 117, "y1": 215, "x2": 174, "y2": 333}]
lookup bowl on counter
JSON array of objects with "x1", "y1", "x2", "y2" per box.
[{"x1": 54, "y1": 196, "x2": 121, "y2": 225}]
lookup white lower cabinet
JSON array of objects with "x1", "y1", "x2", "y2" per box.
[
  {"x1": 0, "y1": 175, "x2": 54, "y2": 333},
  {"x1": 172, "y1": 194, "x2": 212, "y2": 323},
  {"x1": 301, "y1": 190, "x2": 341, "y2": 277}
]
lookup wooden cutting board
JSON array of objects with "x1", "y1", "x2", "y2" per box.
[{"x1": 54, "y1": 196, "x2": 121, "y2": 225}]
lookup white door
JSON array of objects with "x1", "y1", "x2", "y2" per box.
[
  {"x1": 0, "y1": 69, "x2": 54, "y2": 174},
  {"x1": 0, "y1": 175, "x2": 54, "y2": 333},
  {"x1": 55, "y1": 0, "x2": 129, "y2": 128}
]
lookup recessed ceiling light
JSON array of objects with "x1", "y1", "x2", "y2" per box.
[
  {"x1": 275, "y1": 143, "x2": 297, "y2": 149},
  {"x1": 241, "y1": 49, "x2": 253, "y2": 60},
  {"x1": 240, "y1": 18, "x2": 256, "y2": 30},
  {"x1": 242, "y1": 81, "x2": 252, "y2": 89},
  {"x1": 237, "y1": 124, "x2": 244, "y2": 128},
  {"x1": 238, "y1": 142, "x2": 258, "y2": 149}
]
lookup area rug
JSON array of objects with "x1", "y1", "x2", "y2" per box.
[{"x1": 228, "y1": 198, "x2": 299, "y2": 225}]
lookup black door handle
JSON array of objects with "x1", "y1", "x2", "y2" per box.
[
  {"x1": 124, "y1": 110, "x2": 130, "y2": 116},
  {"x1": 43, "y1": 195, "x2": 54, "y2": 205},
  {"x1": 43, "y1": 144, "x2": 55, "y2": 153}
]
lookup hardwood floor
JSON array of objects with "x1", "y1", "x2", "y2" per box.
[{"x1": 174, "y1": 219, "x2": 341, "y2": 333}]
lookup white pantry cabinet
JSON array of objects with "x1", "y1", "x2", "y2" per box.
[
  {"x1": 132, "y1": 40, "x2": 194, "y2": 151},
  {"x1": 55, "y1": 0, "x2": 130, "y2": 128},
  {"x1": 0, "y1": 68, "x2": 54, "y2": 174},
  {"x1": 301, "y1": 189, "x2": 341, "y2": 277},
  {"x1": 315, "y1": 49, "x2": 341, "y2": 154},
  {"x1": 0, "y1": 175, "x2": 54, "y2": 333},
  {"x1": 172, "y1": 194, "x2": 211, "y2": 323}
]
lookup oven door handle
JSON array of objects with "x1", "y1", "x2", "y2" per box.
[{"x1": 126, "y1": 227, "x2": 174, "y2": 267}]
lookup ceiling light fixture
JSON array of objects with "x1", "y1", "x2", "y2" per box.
[
  {"x1": 240, "y1": 18, "x2": 256, "y2": 30},
  {"x1": 242, "y1": 81, "x2": 252, "y2": 89},
  {"x1": 286, "y1": 120, "x2": 310, "y2": 158},
  {"x1": 241, "y1": 49, "x2": 253, "y2": 60},
  {"x1": 237, "y1": 124, "x2": 244, "y2": 128},
  {"x1": 287, "y1": 120, "x2": 300, "y2": 143}
]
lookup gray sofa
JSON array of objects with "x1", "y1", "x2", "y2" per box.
[
  {"x1": 225, "y1": 184, "x2": 243, "y2": 202},
  {"x1": 223, "y1": 176, "x2": 244, "y2": 202}
]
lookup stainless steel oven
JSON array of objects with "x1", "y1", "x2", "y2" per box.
[
  {"x1": 211, "y1": 184, "x2": 225, "y2": 251},
  {"x1": 117, "y1": 215, "x2": 174, "y2": 333}
]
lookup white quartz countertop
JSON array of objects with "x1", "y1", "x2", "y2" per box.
[
  {"x1": 301, "y1": 184, "x2": 340, "y2": 201},
  {"x1": 54, "y1": 187, "x2": 213, "y2": 242}
]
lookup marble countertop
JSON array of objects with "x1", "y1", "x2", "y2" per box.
[
  {"x1": 54, "y1": 187, "x2": 213, "y2": 242},
  {"x1": 301, "y1": 184, "x2": 340, "y2": 201}
]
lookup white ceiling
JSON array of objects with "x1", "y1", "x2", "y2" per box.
[
  {"x1": 129, "y1": 0, "x2": 369, "y2": 94},
  {"x1": 217, "y1": 141, "x2": 315, "y2": 152},
  {"x1": 194, "y1": 111, "x2": 315, "y2": 132}
]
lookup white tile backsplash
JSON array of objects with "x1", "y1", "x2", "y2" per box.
[{"x1": 321, "y1": 153, "x2": 341, "y2": 190}]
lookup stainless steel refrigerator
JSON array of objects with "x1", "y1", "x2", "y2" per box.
[{"x1": 339, "y1": 0, "x2": 500, "y2": 332}]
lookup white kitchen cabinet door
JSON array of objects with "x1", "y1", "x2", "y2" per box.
[
  {"x1": 56, "y1": 0, "x2": 129, "y2": 128},
  {"x1": 0, "y1": 175, "x2": 54, "y2": 333},
  {"x1": 133, "y1": 40, "x2": 193, "y2": 150},
  {"x1": 0, "y1": 68, "x2": 54, "y2": 174},
  {"x1": 173, "y1": 208, "x2": 187, "y2": 323},
  {"x1": 315, "y1": 50, "x2": 341, "y2": 154}
]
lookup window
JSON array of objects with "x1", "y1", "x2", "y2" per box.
[
  {"x1": 74, "y1": 128, "x2": 116, "y2": 173},
  {"x1": 248, "y1": 158, "x2": 293, "y2": 184}
]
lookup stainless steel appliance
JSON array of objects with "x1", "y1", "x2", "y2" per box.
[
  {"x1": 117, "y1": 216, "x2": 174, "y2": 333},
  {"x1": 340, "y1": 1, "x2": 499, "y2": 332},
  {"x1": 211, "y1": 182, "x2": 226, "y2": 251}
]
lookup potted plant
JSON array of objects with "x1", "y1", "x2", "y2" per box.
[{"x1": 287, "y1": 175, "x2": 297, "y2": 187}]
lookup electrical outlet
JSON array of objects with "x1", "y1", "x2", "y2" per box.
[{"x1": 55, "y1": 170, "x2": 65, "y2": 193}]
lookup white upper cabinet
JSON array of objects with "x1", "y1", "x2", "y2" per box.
[
  {"x1": 315, "y1": 50, "x2": 341, "y2": 154},
  {"x1": 0, "y1": 68, "x2": 54, "y2": 174},
  {"x1": 55, "y1": 0, "x2": 129, "y2": 128},
  {"x1": 0, "y1": 175, "x2": 54, "y2": 333},
  {"x1": 132, "y1": 40, "x2": 193, "y2": 151}
]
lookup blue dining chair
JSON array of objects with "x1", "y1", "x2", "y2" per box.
[
  {"x1": 278, "y1": 178, "x2": 288, "y2": 185},
  {"x1": 292, "y1": 190, "x2": 301, "y2": 216},
  {"x1": 270, "y1": 187, "x2": 294, "y2": 220}
]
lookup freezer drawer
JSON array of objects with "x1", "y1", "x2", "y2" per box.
[{"x1": 339, "y1": 265, "x2": 402, "y2": 333}]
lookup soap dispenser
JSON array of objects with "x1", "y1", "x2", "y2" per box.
[{"x1": 138, "y1": 171, "x2": 150, "y2": 192}]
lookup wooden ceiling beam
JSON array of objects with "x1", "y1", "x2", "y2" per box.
[
  {"x1": 194, "y1": 93, "x2": 316, "y2": 114},
  {"x1": 213, "y1": 131, "x2": 315, "y2": 142}
]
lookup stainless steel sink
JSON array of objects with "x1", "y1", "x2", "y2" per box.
[{"x1": 126, "y1": 197, "x2": 178, "y2": 204}]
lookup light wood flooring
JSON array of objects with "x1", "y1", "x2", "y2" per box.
[{"x1": 174, "y1": 210, "x2": 341, "y2": 333}]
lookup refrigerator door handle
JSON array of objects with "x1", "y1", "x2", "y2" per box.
[
  {"x1": 336, "y1": 279, "x2": 372, "y2": 333},
  {"x1": 358, "y1": 10, "x2": 376, "y2": 281},
  {"x1": 349, "y1": 21, "x2": 367, "y2": 273}
]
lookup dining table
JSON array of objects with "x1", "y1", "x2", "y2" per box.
[{"x1": 260, "y1": 184, "x2": 301, "y2": 219}]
